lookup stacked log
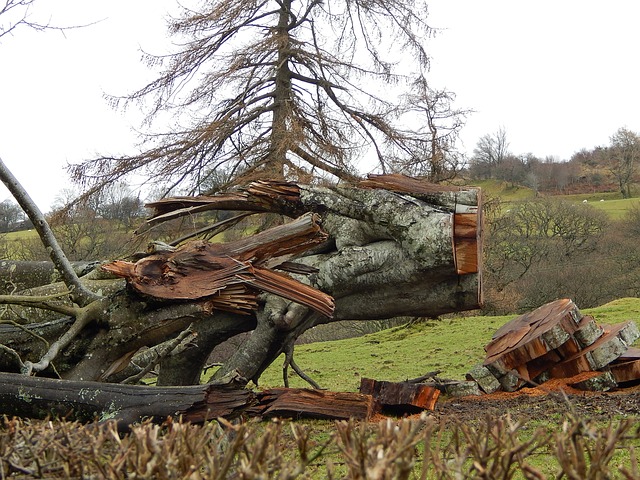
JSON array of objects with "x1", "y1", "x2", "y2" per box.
[{"x1": 467, "y1": 299, "x2": 640, "y2": 393}]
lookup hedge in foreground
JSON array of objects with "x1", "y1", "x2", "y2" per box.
[{"x1": 1, "y1": 414, "x2": 638, "y2": 479}]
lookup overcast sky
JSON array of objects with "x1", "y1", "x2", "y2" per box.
[{"x1": 1, "y1": 1, "x2": 639, "y2": 211}]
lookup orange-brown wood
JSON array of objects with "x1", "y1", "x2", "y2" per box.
[
  {"x1": 359, "y1": 378, "x2": 440, "y2": 411},
  {"x1": 454, "y1": 238, "x2": 478, "y2": 275},
  {"x1": 102, "y1": 214, "x2": 335, "y2": 318},
  {"x1": 609, "y1": 358, "x2": 640, "y2": 384},
  {"x1": 253, "y1": 388, "x2": 379, "y2": 420},
  {"x1": 454, "y1": 213, "x2": 477, "y2": 238},
  {"x1": 548, "y1": 321, "x2": 635, "y2": 379}
]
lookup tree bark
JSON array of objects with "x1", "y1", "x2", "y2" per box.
[
  {"x1": 482, "y1": 299, "x2": 640, "y2": 392},
  {"x1": 0, "y1": 373, "x2": 384, "y2": 425},
  {"x1": 0, "y1": 372, "x2": 253, "y2": 429},
  {"x1": 0, "y1": 261, "x2": 99, "y2": 294}
]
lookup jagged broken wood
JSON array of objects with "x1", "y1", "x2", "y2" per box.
[
  {"x1": 250, "y1": 388, "x2": 379, "y2": 420},
  {"x1": 102, "y1": 213, "x2": 334, "y2": 318}
]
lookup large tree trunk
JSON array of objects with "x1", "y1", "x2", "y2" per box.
[{"x1": 0, "y1": 175, "x2": 482, "y2": 393}]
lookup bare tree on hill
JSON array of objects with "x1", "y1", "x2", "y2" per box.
[
  {"x1": 470, "y1": 127, "x2": 510, "y2": 180},
  {"x1": 608, "y1": 127, "x2": 640, "y2": 199}
]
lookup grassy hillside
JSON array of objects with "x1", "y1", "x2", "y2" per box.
[
  {"x1": 464, "y1": 179, "x2": 640, "y2": 219},
  {"x1": 259, "y1": 297, "x2": 640, "y2": 391},
  {"x1": 463, "y1": 179, "x2": 537, "y2": 202}
]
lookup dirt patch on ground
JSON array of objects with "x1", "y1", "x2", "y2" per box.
[{"x1": 432, "y1": 380, "x2": 640, "y2": 424}]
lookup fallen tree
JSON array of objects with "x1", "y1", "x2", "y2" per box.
[{"x1": 0, "y1": 158, "x2": 482, "y2": 420}]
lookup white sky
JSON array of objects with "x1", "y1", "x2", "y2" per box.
[{"x1": 1, "y1": 0, "x2": 639, "y2": 211}]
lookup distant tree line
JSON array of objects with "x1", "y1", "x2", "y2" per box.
[
  {"x1": 0, "y1": 182, "x2": 147, "y2": 261},
  {"x1": 469, "y1": 127, "x2": 640, "y2": 197}
]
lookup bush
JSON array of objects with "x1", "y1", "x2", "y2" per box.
[
  {"x1": 2, "y1": 414, "x2": 639, "y2": 479},
  {"x1": 483, "y1": 198, "x2": 617, "y2": 313}
]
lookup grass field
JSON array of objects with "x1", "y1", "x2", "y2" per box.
[
  {"x1": 259, "y1": 297, "x2": 640, "y2": 391},
  {"x1": 587, "y1": 197, "x2": 640, "y2": 219}
]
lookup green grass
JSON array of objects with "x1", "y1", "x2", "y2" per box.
[
  {"x1": 583, "y1": 297, "x2": 640, "y2": 324},
  {"x1": 2, "y1": 229, "x2": 38, "y2": 241},
  {"x1": 586, "y1": 197, "x2": 640, "y2": 219},
  {"x1": 259, "y1": 298, "x2": 640, "y2": 391},
  {"x1": 556, "y1": 191, "x2": 623, "y2": 202},
  {"x1": 465, "y1": 179, "x2": 537, "y2": 202}
]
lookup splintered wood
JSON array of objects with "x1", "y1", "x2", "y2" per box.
[
  {"x1": 468, "y1": 299, "x2": 640, "y2": 394},
  {"x1": 250, "y1": 388, "x2": 379, "y2": 420},
  {"x1": 102, "y1": 213, "x2": 335, "y2": 318}
]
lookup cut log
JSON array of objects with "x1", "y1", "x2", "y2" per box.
[
  {"x1": 574, "y1": 315, "x2": 604, "y2": 348},
  {"x1": 481, "y1": 299, "x2": 640, "y2": 392},
  {"x1": 250, "y1": 388, "x2": 379, "y2": 420},
  {"x1": 466, "y1": 364, "x2": 501, "y2": 394},
  {"x1": 443, "y1": 380, "x2": 483, "y2": 397},
  {"x1": 609, "y1": 358, "x2": 640, "y2": 385},
  {"x1": 616, "y1": 346, "x2": 640, "y2": 361},
  {"x1": 568, "y1": 371, "x2": 617, "y2": 392},
  {"x1": 484, "y1": 299, "x2": 583, "y2": 375},
  {"x1": 358, "y1": 173, "x2": 482, "y2": 276},
  {"x1": 608, "y1": 346, "x2": 640, "y2": 385},
  {"x1": 359, "y1": 378, "x2": 440, "y2": 412},
  {"x1": 522, "y1": 316, "x2": 602, "y2": 381},
  {"x1": 548, "y1": 321, "x2": 640, "y2": 379}
]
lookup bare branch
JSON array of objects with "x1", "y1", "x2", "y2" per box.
[
  {"x1": 71, "y1": 0, "x2": 463, "y2": 197},
  {"x1": 0, "y1": 292, "x2": 77, "y2": 316},
  {"x1": 0, "y1": 0, "x2": 97, "y2": 42},
  {"x1": 121, "y1": 326, "x2": 197, "y2": 384},
  {"x1": 0, "y1": 157, "x2": 100, "y2": 306},
  {"x1": 21, "y1": 297, "x2": 109, "y2": 375}
]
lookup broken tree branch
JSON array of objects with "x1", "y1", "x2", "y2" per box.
[
  {"x1": 121, "y1": 326, "x2": 197, "y2": 385},
  {"x1": 0, "y1": 372, "x2": 253, "y2": 428}
]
